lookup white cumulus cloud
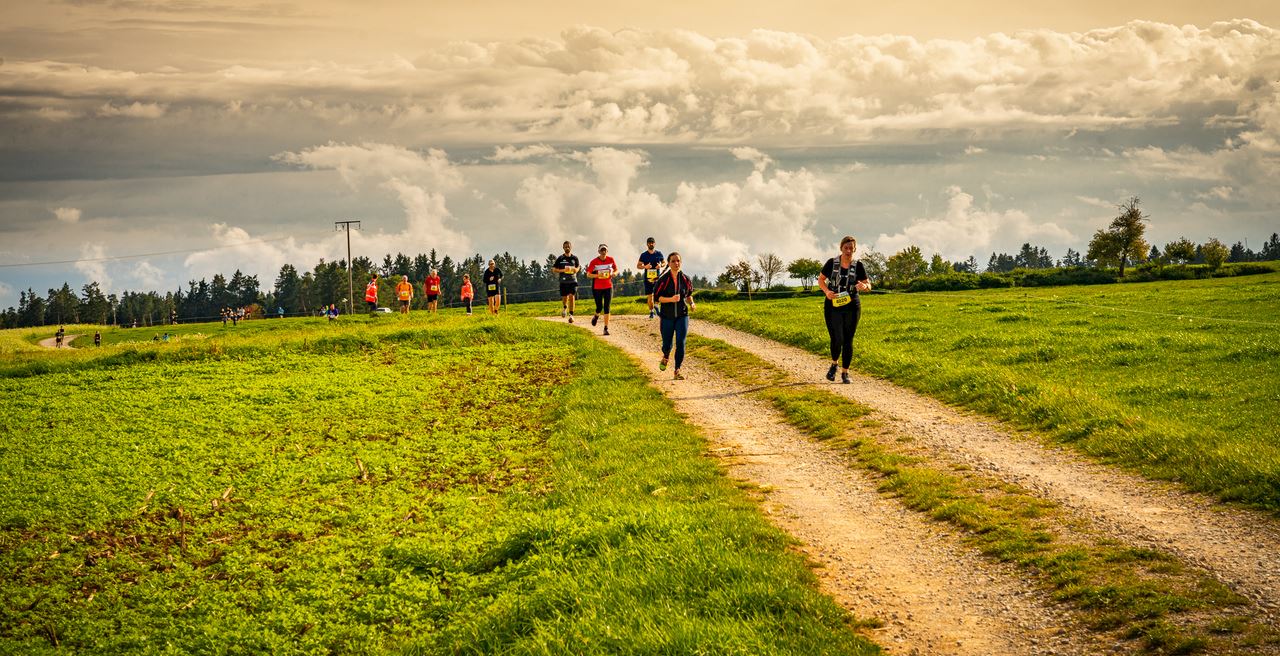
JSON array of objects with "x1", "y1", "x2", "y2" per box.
[
  {"x1": 97, "y1": 101, "x2": 166, "y2": 118},
  {"x1": 74, "y1": 243, "x2": 111, "y2": 291},
  {"x1": 487, "y1": 144, "x2": 558, "y2": 162},
  {"x1": 516, "y1": 146, "x2": 825, "y2": 276},
  {"x1": 873, "y1": 186, "x2": 1075, "y2": 261},
  {"x1": 132, "y1": 261, "x2": 165, "y2": 289},
  {"x1": 53, "y1": 207, "x2": 81, "y2": 223},
  {"x1": 184, "y1": 143, "x2": 474, "y2": 285},
  {"x1": 5, "y1": 20, "x2": 1278, "y2": 144}
]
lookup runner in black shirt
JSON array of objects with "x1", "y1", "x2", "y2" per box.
[
  {"x1": 818, "y1": 236, "x2": 870, "y2": 384},
  {"x1": 483, "y1": 260, "x2": 503, "y2": 315},
  {"x1": 637, "y1": 237, "x2": 665, "y2": 319},
  {"x1": 553, "y1": 241, "x2": 580, "y2": 323}
]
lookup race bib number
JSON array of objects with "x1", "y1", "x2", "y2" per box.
[
  {"x1": 646, "y1": 269, "x2": 658, "y2": 281},
  {"x1": 832, "y1": 291, "x2": 852, "y2": 307},
  {"x1": 598, "y1": 269, "x2": 612, "y2": 279},
  {"x1": 430, "y1": 285, "x2": 439, "y2": 293},
  {"x1": 487, "y1": 284, "x2": 497, "y2": 292},
  {"x1": 564, "y1": 266, "x2": 577, "y2": 274}
]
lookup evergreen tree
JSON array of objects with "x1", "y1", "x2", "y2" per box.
[
  {"x1": 80, "y1": 282, "x2": 110, "y2": 324},
  {"x1": 274, "y1": 264, "x2": 303, "y2": 314},
  {"x1": 1261, "y1": 233, "x2": 1280, "y2": 261},
  {"x1": 46, "y1": 283, "x2": 79, "y2": 324}
]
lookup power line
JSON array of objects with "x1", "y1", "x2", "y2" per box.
[{"x1": 0, "y1": 231, "x2": 334, "y2": 269}]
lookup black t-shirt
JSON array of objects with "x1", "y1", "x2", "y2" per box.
[
  {"x1": 653, "y1": 270, "x2": 693, "y2": 320},
  {"x1": 822, "y1": 257, "x2": 868, "y2": 311},
  {"x1": 554, "y1": 254, "x2": 580, "y2": 283},
  {"x1": 482, "y1": 268, "x2": 502, "y2": 294}
]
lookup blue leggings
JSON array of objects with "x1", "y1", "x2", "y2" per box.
[{"x1": 660, "y1": 315, "x2": 689, "y2": 370}]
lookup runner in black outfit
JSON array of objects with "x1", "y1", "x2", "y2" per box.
[
  {"x1": 483, "y1": 260, "x2": 503, "y2": 315},
  {"x1": 817, "y1": 235, "x2": 871, "y2": 384},
  {"x1": 553, "y1": 241, "x2": 580, "y2": 323}
]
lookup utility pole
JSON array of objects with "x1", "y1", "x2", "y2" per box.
[{"x1": 335, "y1": 220, "x2": 361, "y2": 316}]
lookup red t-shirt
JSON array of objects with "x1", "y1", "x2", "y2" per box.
[
  {"x1": 589, "y1": 256, "x2": 617, "y2": 290},
  {"x1": 424, "y1": 276, "x2": 441, "y2": 296}
]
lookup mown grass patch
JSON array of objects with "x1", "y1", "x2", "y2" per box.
[
  {"x1": 0, "y1": 317, "x2": 876, "y2": 655},
  {"x1": 686, "y1": 335, "x2": 1280, "y2": 655},
  {"x1": 696, "y1": 273, "x2": 1280, "y2": 512}
]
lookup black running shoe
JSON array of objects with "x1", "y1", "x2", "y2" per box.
[
  {"x1": 826, "y1": 363, "x2": 838, "y2": 381},
  {"x1": 841, "y1": 372, "x2": 851, "y2": 384},
  {"x1": 603, "y1": 327, "x2": 610, "y2": 336},
  {"x1": 591, "y1": 314, "x2": 598, "y2": 326}
]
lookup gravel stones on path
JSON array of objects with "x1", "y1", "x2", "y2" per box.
[
  {"x1": 687, "y1": 318, "x2": 1280, "y2": 618},
  {"x1": 565, "y1": 316, "x2": 1099, "y2": 655}
]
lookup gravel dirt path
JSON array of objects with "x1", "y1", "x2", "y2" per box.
[
  {"x1": 687, "y1": 317, "x2": 1280, "y2": 617},
  {"x1": 555, "y1": 315, "x2": 1099, "y2": 655},
  {"x1": 36, "y1": 334, "x2": 80, "y2": 349}
]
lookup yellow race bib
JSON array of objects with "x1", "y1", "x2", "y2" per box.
[
  {"x1": 564, "y1": 266, "x2": 577, "y2": 274},
  {"x1": 646, "y1": 269, "x2": 658, "y2": 281},
  {"x1": 832, "y1": 292, "x2": 852, "y2": 307},
  {"x1": 429, "y1": 285, "x2": 439, "y2": 293},
  {"x1": 598, "y1": 270, "x2": 612, "y2": 279},
  {"x1": 487, "y1": 284, "x2": 497, "y2": 292}
]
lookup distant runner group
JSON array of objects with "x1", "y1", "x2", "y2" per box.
[
  {"x1": 351, "y1": 235, "x2": 871, "y2": 382},
  {"x1": 66, "y1": 235, "x2": 869, "y2": 384}
]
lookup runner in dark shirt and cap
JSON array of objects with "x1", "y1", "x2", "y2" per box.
[
  {"x1": 637, "y1": 237, "x2": 665, "y2": 319},
  {"x1": 553, "y1": 241, "x2": 580, "y2": 323}
]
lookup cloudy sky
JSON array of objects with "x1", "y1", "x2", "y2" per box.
[{"x1": 2, "y1": 1, "x2": 1278, "y2": 306}]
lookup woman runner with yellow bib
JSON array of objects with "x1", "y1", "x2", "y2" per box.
[
  {"x1": 818, "y1": 236, "x2": 871, "y2": 384},
  {"x1": 483, "y1": 260, "x2": 503, "y2": 315}
]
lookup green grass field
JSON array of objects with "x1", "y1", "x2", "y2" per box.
[
  {"x1": 0, "y1": 315, "x2": 874, "y2": 654},
  {"x1": 697, "y1": 273, "x2": 1280, "y2": 512}
]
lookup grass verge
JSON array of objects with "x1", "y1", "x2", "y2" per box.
[
  {"x1": 0, "y1": 317, "x2": 876, "y2": 654},
  {"x1": 695, "y1": 274, "x2": 1280, "y2": 512},
  {"x1": 688, "y1": 334, "x2": 1280, "y2": 655}
]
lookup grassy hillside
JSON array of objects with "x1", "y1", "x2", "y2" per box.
[
  {"x1": 0, "y1": 316, "x2": 875, "y2": 655},
  {"x1": 697, "y1": 273, "x2": 1280, "y2": 512}
]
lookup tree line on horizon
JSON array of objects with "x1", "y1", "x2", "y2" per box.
[
  {"x1": 0, "y1": 249, "x2": 714, "y2": 328},
  {"x1": 3, "y1": 198, "x2": 1278, "y2": 328},
  {"x1": 713, "y1": 199, "x2": 1279, "y2": 294}
]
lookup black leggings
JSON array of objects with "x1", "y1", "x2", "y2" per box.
[
  {"x1": 824, "y1": 304, "x2": 861, "y2": 369},
  {"x1": 593, "y1": 288, "x2": 613, "y2": 314}
]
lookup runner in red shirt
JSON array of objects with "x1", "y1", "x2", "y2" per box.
[
  {"x1": 364, "y1": 276, "x2": 379, "y2": 315},
  {"x1": 424, "y1": 269, "x2": 442, "y2": 314},
  {"x1": 460, "y1": 274, "x2": 475, "y2": 315},
  {"x1": 587, "y1": 244, "x2": 618, "y2": 336}
]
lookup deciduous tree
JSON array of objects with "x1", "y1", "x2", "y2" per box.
[{"x1": 786, "y1": 258, "x2": 823, "y2": 291}]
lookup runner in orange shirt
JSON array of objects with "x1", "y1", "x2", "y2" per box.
[
  {"x1": 395, "y1": 275, "x2": 413, "y2": 315},
  {"x1": 364, "y1": 276, "x2": 380, "y2": 315},
  {"x1": 460, "y1": 274, "x2": 475, "y2": 315}
]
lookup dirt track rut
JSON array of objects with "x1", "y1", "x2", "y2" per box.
[
  {"x1": 686, "y1": 318, "x2": 1280, "y2": 616},
  {"x1": 558, "y1": 315, "x2": 1097, "y2": 655}
]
